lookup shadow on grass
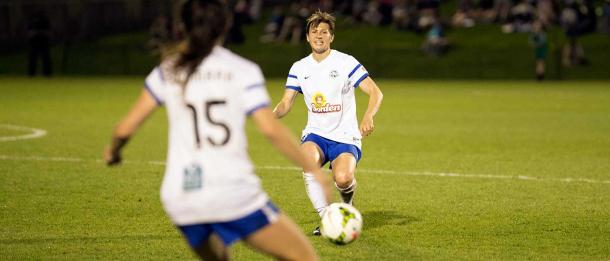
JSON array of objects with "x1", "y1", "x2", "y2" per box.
[{"x1": 362, "y1": 210, "x2": 419, "y2": 229}]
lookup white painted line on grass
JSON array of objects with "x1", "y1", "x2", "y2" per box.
[
  {"x1": 258, "y1": 166, "x2": 610, "y2": 184},
  {"x1": 0, "y1": 154, "x2": 608, "y2": 185},
  {"x1": 0, "y1": 155, "x2": 82, "y2": 162},
  {"x1": 0, "y1": 124, "x2": 47, "y2": 142}
]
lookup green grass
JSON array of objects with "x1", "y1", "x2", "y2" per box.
[{"x1": 1, "y1": 78, "x2": 609, "y2": 260}]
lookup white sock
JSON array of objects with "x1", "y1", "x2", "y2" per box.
[{"x1": 303, "y1": 172, "x2": 329, "y2": 217}]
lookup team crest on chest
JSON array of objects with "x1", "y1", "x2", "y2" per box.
[
  {"x1": 329, "y1": 70, "x2": 339, "y2": 78},
  {"x1": 311, "y1": 92, "x2": 342, "y2": 113}
]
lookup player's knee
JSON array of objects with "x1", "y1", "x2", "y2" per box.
[
  {"x1": 334, "y1": 173, "x2": 353, "y2": 189},
  {"x1": 302, "y1": 143, "x2": 324, "y2": 164}
]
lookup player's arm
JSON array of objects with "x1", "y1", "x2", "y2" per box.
[
  {"x1": 104, "y1": 89, "x2": 159, "y2": 166},
  {"x1": 252, "y1": 107, "x2": 332, "y2": 203},
  {"x1": 272, "y1": 88, "x2": 299, "y2": 119},
  {"x1": 358, "y1": 77, "x2": 383, "y2": 137}
]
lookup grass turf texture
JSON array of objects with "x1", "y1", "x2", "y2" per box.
[{"x1": 1, "y1": 77, "x2": 609, "y2": 260}]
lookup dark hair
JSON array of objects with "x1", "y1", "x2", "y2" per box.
[
  {"x1": 306, "y1": 10, "x2": 336, "y2": 35},
  {"x1": 174, "y1": 0, "x2": 230, "y2": 84}
]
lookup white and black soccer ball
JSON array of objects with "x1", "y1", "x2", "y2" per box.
[{"x1": 320, "y1": 203, "x2": 363, "y2": 245}]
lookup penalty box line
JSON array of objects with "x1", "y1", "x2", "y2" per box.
[{"x1": 0, "y1": 154, "x2": 609, "y2": 185}]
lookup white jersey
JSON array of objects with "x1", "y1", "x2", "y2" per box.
[
  {"x1": 285, "y1": 50, "x2": 369, "y2": 149},
  {"x1": 144, "y1": 46, "x2": 271, "y2": 225}
]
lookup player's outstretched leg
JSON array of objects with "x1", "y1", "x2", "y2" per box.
[
  {"x1": 331, "y1": 153, "x2": 358, "y2": 205},
  {"x1": 303, "y1": 172, "x2": 328, "y2": 216},
  {"x1": 301, "y1": 141, "x2": 327, "y2": 235}
]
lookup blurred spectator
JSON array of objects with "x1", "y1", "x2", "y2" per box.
[
  {"x1": 148, "y1": 15, "x2": 172, "y2": 55},
  {"x1": 502, "y1": 0, "x2": 535, "y2": 33},
  {"x1": 537, "y1": 0, "x2": 556, "y2": 26},
  {"x1": 350, "y1": 0, "x2": 368, "y2": 23},
  {"x1": 422, "y1": 17, "x2": 449, "y2": 57},
  {"x1": 417, "y1": 0, "x2": 441, "y2": 13},
  {"x1": 379, "y1": 0, "x2": 395, "y2": 26},
  {"x1": 363, "y1": 1, "x2": 383, "y2": 25},
  {"x1": 476, "y1": 0, "x2": 496, "y2": 23},
  {"x1": 226, "y1": 0, "x2": 250, "y2": 44},
  {"x1": 601, "y1": 0, "x2": 610, "y2": 34},
  {"x1": 27, "y1": 11, "x2": 53, "y2": 77},
  {"x1": 529, "y1": 20, "x2": 548, "y2": 80},
  {"x1": 452, "y1": 0, "x2": 476, "y2": 28},
  {"x1": 494, "y1": 0, "x2": 513, "y2": 23},
  {"x1": 561, "y1": 0, "x2": 596, "y2": 66},
  {"x1": 318, "y1": 0, "x2": 334, "y2": 12},
  {"x1": 260, "y1": 5, "x2": 285, "y2": 43},
  {"x1": 276, "y1": 2, "x2": 308, "y2": 44},
  {"x1": 248, "y1": 0, "x2": 263, "y2": 21},
  {"x1": 334, "y1": 0, "x2": 353, "y2": 17},
  {"x1": 417, "y1": 0, "x2": 441, "y2": 31},
  {"x1": 393, "y1": 0, "x2": 417, "y2": 30}
]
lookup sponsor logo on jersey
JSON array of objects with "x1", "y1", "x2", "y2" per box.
[
  {"x1": 330, "y1": 70, "x2": 339, "y2": 78},
  {"x1": 311, "y1": 92, "x2": 341, "y2": 113}
]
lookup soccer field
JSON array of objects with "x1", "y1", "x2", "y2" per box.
[{"x1": 1, "y1": 78, "x2": 609, "y2": 260}]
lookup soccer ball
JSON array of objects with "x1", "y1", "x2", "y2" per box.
[{"x1": 320, "y1": 203, "x2": 363, "y2": 245}]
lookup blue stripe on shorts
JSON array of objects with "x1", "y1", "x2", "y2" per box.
[{"x1": 178, "y1": 201, "x2": 279, "y2": 248}]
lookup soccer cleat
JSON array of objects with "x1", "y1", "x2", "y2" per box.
[{"x1": 313, "y1": 226, "x2": 321, "y2": 236}]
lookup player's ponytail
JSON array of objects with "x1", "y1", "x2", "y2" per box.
[{"x1": 173, "y1": 0, "x2": 230, "y2": 85}]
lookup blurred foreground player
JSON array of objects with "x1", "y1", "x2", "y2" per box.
[{"x1": 104, "y1": 0, "x2": 331, "y2": 260}]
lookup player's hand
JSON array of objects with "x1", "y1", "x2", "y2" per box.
[
  {"x1": 359, "y1": 114, "x2": 375, "y2": 137},
  {"x1": 104, "y1": 145, "x2": 122, "y2": 166}
]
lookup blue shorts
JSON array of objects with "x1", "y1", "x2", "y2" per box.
[
  {"x1": 177, "y1": 201, "x2": 279, "y2": 248},
  {"x1": 301, "y1": 133, "x2": 362, "y2": 167}
]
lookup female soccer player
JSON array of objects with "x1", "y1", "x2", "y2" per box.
[
  {"x1": 273, "y1": 11, "x2": 383, "y2": 235},
  {"x1": 104, "y1": 1, "x2": 331, "y2": 260}
]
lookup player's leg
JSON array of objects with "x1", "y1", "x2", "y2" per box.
[
  {"x1": 192, "y1": 234, "x2": 230, "y2": 261},
  {"x1": 301, "y1": 138, "x2": 329, "y2": 236},
  {"x1": 179, "y1": 224, "x2": 230, "y2": 260},
  {"x1": 331, "y1": 153, "x2": 358, "y2": 205},
  {"x1": 245, "y1": 213, "x2": 318, "y2": 261},
  {"x1": 301, "y1": 141, "x2": 328, "y2": 216}
]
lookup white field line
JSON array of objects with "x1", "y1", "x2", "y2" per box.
[
  {"x1": 1, "y1": 154, "x2": 609, "y2": 185},
  {"x1": 257, "y1": 166, "x2": 610, "y2": 184},
  {"x1": 0, "y1": 124, "x2": 47, "y2": 142}
]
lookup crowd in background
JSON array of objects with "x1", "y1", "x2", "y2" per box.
[
  {"x1": 146, "y1": 0, "x2": 610, "y2": 62},
  {"x1": 132, "y1": 0, "x2": 610, "y2": 81},
  {"x1": 19, "y1": 0, "x2": 610, "y2": 77},
  {"x1": 253, "y1": 0, "x2": 609, "y2": 63}
]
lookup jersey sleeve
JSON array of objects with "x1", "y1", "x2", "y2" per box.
[
  {"x1": 346, "y1": 56, "x2": 369, "y2": 89},
  {"x1": 285, "y1": 63, "x2": 303, "y2": 94},
  {"x1": 144, "y1": 66, "x2": 166, "y2": 106},
  {"x1": 243, "y1": 66, "x2": 271, "y2": 116}
]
